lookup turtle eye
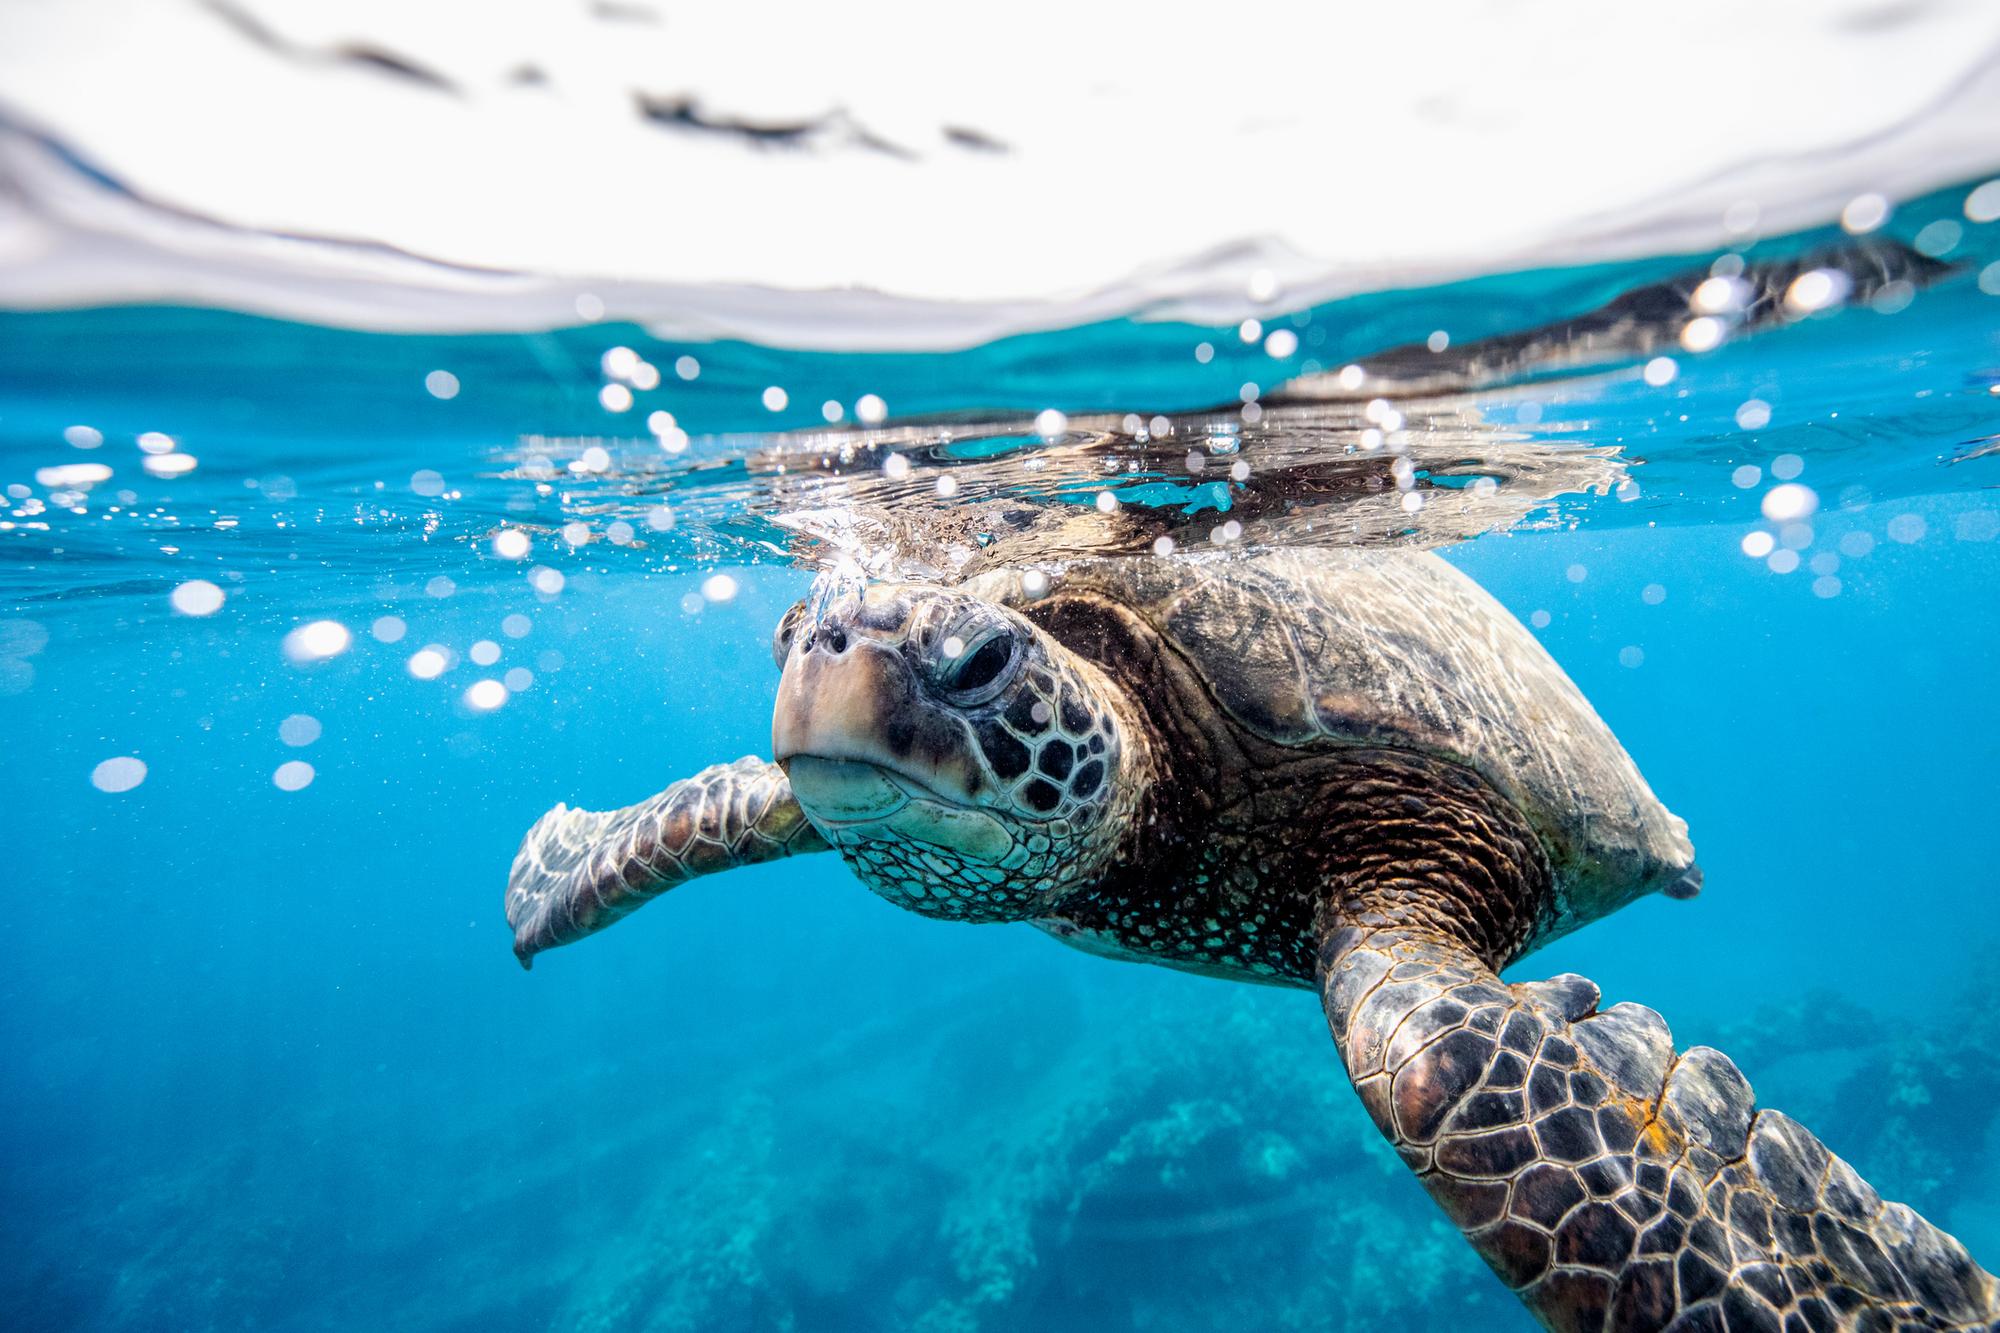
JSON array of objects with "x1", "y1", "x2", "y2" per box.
[{"x1": 940, "y1": 628, "x2": 1020, "y2": 703}]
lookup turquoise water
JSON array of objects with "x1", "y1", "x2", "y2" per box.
[{"x1": 3, "y1": 184, "x2": 2000, "y2": 1331}]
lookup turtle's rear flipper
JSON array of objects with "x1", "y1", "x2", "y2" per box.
[
  {"x1": 505, "y1": 756, "x2": 829, "y2": 968},
  {"x1": 1317, "y1": 915, "x2": 2000, "y2": 1328}
]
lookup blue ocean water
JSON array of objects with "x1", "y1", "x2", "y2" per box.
[{"x1": 3, "y1": 187, "x2": 1999, "y2": 1332}]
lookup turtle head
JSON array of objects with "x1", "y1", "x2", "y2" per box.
[{"x1": 771, "y1": 578, "x2": 1145, "y2": 922}]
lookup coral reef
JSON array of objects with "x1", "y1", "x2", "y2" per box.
[{"x1": 8, "y1": 971, "x2": 1995, "y2": 1332}]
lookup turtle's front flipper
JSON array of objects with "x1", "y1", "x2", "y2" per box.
[
  {"x1": 1317, "y1": 918, "x2": 2000, "y2": 1329},
  {"x1": 506, "y1": 756, "x2": 828, "y2": 969}
]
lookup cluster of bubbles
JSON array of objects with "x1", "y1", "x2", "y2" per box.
[
  {"x1": 580, "y1": 344, "x2": 895, "y2": 435},
  {"x1": 1661, "y1": 177, "x2": 2000, "y2": 600},
  {"x1": 104, "y1": 528, "x2": 594, "y2": 792},
  {"x1": 367, "y1": 604, "x2": 545, "y2": 712},
  {"x1": 1666, "y1": 179, "x2": 2000, "y2": 364},
  {"x1": 1718, "y1": 397, "x2": 1978, "y2": 598},
  {"x1": 6, "y1": 425, "x2": 201, "y2": 537},
  {"x1": 59, "y1": 175, "x2": 2000, "y2": 801}
]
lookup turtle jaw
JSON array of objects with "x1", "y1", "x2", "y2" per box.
[
  {"x1": 773, "y1": 639, "x2": 1026, "y2": 893},
  {"x1": 770, "y1": 638, "x2": 990, "y2": 808},
  {"x1": 781, "y1": 756, "x2": 1017, "y2": 866}
]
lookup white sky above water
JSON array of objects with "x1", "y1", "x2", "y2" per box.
[{"x1": 2, "y1": 0, "x2": 1999, "y2": 346}]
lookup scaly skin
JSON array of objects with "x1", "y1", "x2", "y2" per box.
[
  {"x1": 1310, "y1": 761, "x2": 2000, "y2": 1332},
  {"x1": 507, "y1": 554, "x2": 1999, "y2": 1327},
  {"x1": 506, "y1": 756, "x2": 827, "y2": 967}
]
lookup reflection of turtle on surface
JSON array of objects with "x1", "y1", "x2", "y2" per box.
[{"x1": 507, "y1": 547, "x2": 1998, "y2": 1330}]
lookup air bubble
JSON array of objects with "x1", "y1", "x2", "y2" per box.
[
  {"x1": 1785, "y1": 269, "x2": 1849, "y2": 314},
  {"x1": 92, "y1": 756, "x2": 147, "y2": 793},
  {"x1": 143, "y1": 453, "x2": 197, "y2": 478},
  {"x1": 1680, "y1": 317, "x2": 1724, "y2": 353},
  {"x1": 170, "y1": 579, "x2": 225, "y2": 616},
  {"x1": 1839, "y1": 192, "x2": 1889, "y2": 234},
  {"x1": 283, "y1": 620, "x2": 351, "y2": 663},
  {"x1": 1886, "y1": 513, "x2": 1926, "y2": 544},
  {"x1": 465, "y1": 680, "x2": 507, "y2": 711},
  {"x1": 1913, "y1": 220, "x2": 1962, "y2": 258},
  {"x1": 1761, "y1": 484, "x2": 1818, "y2": 523}
]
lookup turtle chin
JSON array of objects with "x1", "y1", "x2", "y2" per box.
[
  {"x1": 784, "y1": 755, "x2": 1015, "y2": 864},
  {"x1": 783, "y1": 755, "x2": 1043, "y2": 922}
]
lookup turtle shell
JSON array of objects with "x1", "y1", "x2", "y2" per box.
[{"x1": 966, "y1": 548, "x2": 1695, "y2": 947}]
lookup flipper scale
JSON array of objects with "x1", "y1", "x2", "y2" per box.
[
  {"x1": 1319, "y1": 921, "x2": 2000, "y2": 1331},
  {"x1": 505, "y1": 756, "x2": 828, "y2": 967}
]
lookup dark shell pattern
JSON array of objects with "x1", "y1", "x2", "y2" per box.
[{"x1": 967, "y1": 547, "x2": 1697, "y2": 951}]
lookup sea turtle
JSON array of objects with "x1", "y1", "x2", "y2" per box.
[{"x1": 506, "y1": 548, "x2": 1997, "y2": 1331}]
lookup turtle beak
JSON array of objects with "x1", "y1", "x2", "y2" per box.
[
  {"x1": 771, "y1": 629, "x2": 902, "y2": 771},
  {"x1": 772, "y1": 615, "x2": 1016, "y2": 865},
  {"x1": 771, "y1": 601, "x2": 987, "y2": 807}
]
